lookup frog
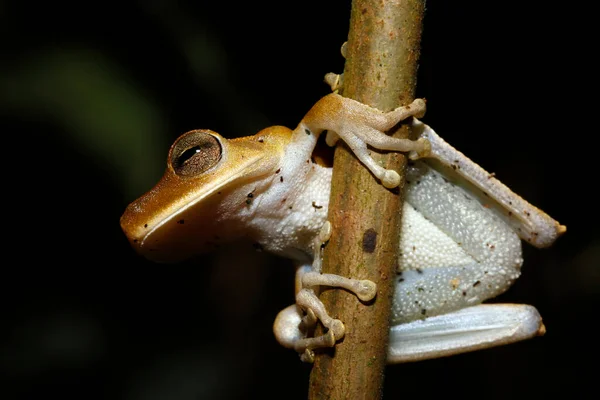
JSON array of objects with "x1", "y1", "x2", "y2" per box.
[{"x1": 120, "y1": 76, "x2": 565, "y2": 363}]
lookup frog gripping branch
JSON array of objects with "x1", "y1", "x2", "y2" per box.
[{"x1": 121, "y1": 84, "x2": 565, "y2": 364}]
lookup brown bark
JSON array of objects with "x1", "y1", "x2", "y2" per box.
[{"x1": 308, "y1": 1, "x2": 425, "y2": 398}]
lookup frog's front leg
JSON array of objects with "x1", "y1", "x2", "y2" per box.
[
  {"x1": 273, "y1": 222, "x2": 377, "y2": 363},
  {"x1": 301, "y1": 93, "x2": 430, "y2": 188}
]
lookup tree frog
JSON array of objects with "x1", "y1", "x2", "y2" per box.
[{"x1": 120, "y1": 77, "x2": 565, "y2": 363}]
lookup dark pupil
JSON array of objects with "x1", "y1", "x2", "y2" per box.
[
  {"x1": 176, "y1": 146, "x2": 202, "y2": 168},
  {"x1": 170, "y1": 131, "x2": 221, "y2": 176}
]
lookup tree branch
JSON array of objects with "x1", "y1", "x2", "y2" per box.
[{"x1": 308, "y1": 1, "x2": 425, "y2": 398}]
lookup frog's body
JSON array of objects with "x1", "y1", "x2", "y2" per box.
[{"x1": 121, "y1": 92, "x2": 564, "y2": 363}]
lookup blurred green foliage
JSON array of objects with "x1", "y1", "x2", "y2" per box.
[{"x1": 1, "y1": 49, "x2": 166, "y2": 198}]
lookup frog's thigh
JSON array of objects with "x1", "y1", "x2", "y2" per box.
[
  {"x1": 393, "y1": 163, "x2": 524, "y2": 323},
  {"x1": 387, "y1": 304, "x2": 545, "y2": 363}
]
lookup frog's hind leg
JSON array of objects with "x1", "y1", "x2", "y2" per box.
[
  {"x1": 412, "y1": 119, "x2": 565, "y2": 248},
  {"x1": 392, "y1": 161, "x2": 525, "y2": 324},
  {"x1": 385, "y1": 161, "x2": 544, "y2": 362},
  {"x1": 387, "y1": 304, "x2": 545, "y2": 363}
]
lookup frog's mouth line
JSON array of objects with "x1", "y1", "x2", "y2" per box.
[
  {"x1": 139, "y1": 157, "x2": 261, "y2": 247},
  {"x1": 139, "y1": 155, "x2": 266, "y2": 249}
]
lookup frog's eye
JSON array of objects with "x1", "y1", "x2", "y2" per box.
[{"x1": 170, "y1": 130, "x2": 222, "y2": 176}]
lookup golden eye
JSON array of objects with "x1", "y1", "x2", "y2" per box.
[{"x1": 170, "y1": 130, "x2": 222, "y2": 176}]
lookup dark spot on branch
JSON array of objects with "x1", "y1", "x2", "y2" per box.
[{"x1": 362, "y1": 228, "x2": 377, "y2": 253}]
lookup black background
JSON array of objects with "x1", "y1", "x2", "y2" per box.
[{"x1": 1, "y1": 1, "x2": 596, "y2": 399}]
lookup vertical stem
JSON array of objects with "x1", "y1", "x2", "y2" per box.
[{"x1": 308, "y1": 1, "x2": 425, "y2": 398}]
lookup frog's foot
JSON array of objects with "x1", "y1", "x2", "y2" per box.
[
  {"x1": 273, "y1": 221, "x2": 377, "y2": 362},
  {"x1": 338, "y1": 96, "x2": 430, "y2": 188},
  {"x1": 293, "y1": 288, "x2": 345, "y2": 362},
  {"x1": 301, "y1": 272, "x2": 377, "y2": 303},
  {"x1": 309, "y1": 222, "x2": 376, "y2": 302},
  {"x1": 324, "y1": 41, "x2": 347, "y2": 93},
  {"x1": 325, "y1": 72, "x2": 344, "y2": 93},
  {"x1": 274, "y1": 280, "x2": 375, "y2": 362},
  {"x1": 285, "y1": 272, "x2": 377, "y2": 362},
  {"x1": 303, "y1": 93, "x2": 431, "y2": 188},
  {"x1": 273, "y1": 304, "x2": 336, "y2": 363}
]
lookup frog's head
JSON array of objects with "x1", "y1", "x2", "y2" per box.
[{"x1": 120, "y1": 127, "x2": 290, "y2": 263}]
